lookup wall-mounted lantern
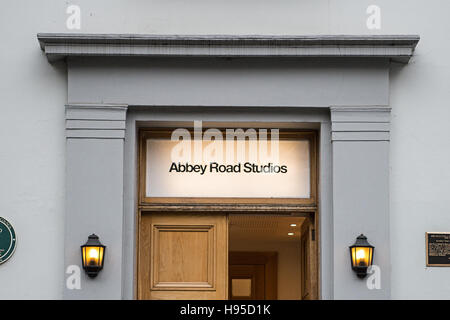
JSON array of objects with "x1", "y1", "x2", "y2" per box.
[
  {"x1": 81, "y1": 234, "x2": 106, "y2": 278},
  {"x1": 349, "y1": 234, "x2": 374, "y2": 278}
]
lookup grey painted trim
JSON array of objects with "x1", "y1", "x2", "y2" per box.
[
  {"x1": 66, "y1": 120, "x2": 126, "y2": 130},
  {"x1": 65, "y1": 102, "x2": 128, "y2": 299},
  {"x1": 332, "y1": 122, "x2": 390, "y2": 132},
  {"x1": 37, "y1": 33, "x2": 419, "y2": 63},
  {"x1": 331, "y1": 131, "x2": 390, "y2": 141},
  {"x1": 330, "y1": 105, "x2": 391, "y2": 299},
  {"x1": 318, "y1": 121, "x2": 333, "y2": 299},
  {"x1": 331, "y1": 106, "x2": 391, "y2": 141},
  {"x1": 122, "y1": 106, "x2": 333, "y2": 300},
  {"x1": 58, "y1": 36, "x2": 398, "y2": 298},
  {"x1": 66, "y1": 130, "x2": 126, "y2": 139},
  {"x1": 67, "y1": 57, "x2": 390, "y2": 107},
  {"x1": 66, "y1": 104, "x2": 128, "y2": 120},
  {"x1": 66, "y1": 104, "x2": 128, "y2": 139}
]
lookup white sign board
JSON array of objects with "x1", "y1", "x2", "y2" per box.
[{"x1": 145, "y1": 138, "x2": 310, "y2": 198}]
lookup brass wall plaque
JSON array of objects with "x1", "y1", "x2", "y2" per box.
[{"x1": 426, "y1": 232, "x2": 450, "y2": 267}]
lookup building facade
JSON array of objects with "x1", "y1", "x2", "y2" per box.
[{"x1": 0, "y1": 1, "x2": 449, "y2": 300}]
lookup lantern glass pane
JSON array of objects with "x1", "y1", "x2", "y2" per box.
[
  {"x1": 98, "y1": 247, "x2": 104, "y2": 266},
  {"x1": 82, "y1": 246, "x2": 101, "y2": 267},
  {"x1": 82, "y1": 246, "x2": 87, "y2": 267},
  {"x1": 351, "y1": 247, "x2": 356, "y2": 267}
]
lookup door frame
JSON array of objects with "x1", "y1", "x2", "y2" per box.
[{"x1": 136, "y1": 127, "x2": 320, "y2": 300}]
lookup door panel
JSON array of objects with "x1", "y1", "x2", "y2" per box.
[{"x1": 138, "y1": 213, "x2": 228, "y2": 300}]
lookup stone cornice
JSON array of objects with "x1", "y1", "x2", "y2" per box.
[{"x1": 37, "y1": 33, "x2": 419, "y2": 63}]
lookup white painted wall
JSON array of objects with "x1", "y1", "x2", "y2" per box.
[
  {"x1": 0, "y1": 0, "x2": 449, "y2": 299},
  {"x1": 0, "y1": 1, "x2": 67, "y2": 299}
]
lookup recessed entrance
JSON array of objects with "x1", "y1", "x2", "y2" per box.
[
  {"x1": 136, "y1": 127, "x2": 319, "y2": 300},
  {"x1": 138, "y1": 212, "x2": 317, "y2": 300},
  {"x1": 229, "y1": 214, "x2": 313, "y2": 300}
]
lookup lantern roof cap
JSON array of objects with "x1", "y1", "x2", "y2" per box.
[
  {"x1": 82, "y1": 233, "x2": 104, "y2": 247},
  {"x1": 350, "y1": 234, "x2": 374, "y2": 248}
]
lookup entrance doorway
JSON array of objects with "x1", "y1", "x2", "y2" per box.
[
  {"x1": 229, "y1": 214, "x2": 314, "y2": 300},
  {"x1": 136, "y1": 127, "x2": 319, "y2": 300},
  {"x1": 137, "y1": 212, "x2": 317, "y2": 300}
]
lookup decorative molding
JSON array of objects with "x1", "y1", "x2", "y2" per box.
[
  {"x1": 37, "y1": 33, "x2": 419, "y2": 63},
  {"x1": 330, "y1": 106, "x2": 391, "y2": 141},
  {"x1": 150, "y1": 224, "x2": 216, "y2": 290},
  {"x1": 139, "y1": 204, "x2": 317, "y2": 213},
  {"x1": 66, "y1": 104, "x2": 128, "y2": 139}
]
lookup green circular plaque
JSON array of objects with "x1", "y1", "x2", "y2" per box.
[{"x1": 0, "y1": 217, "x2": 17, "y2": 264}]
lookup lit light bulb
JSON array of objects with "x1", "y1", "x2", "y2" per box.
[
  {"x1": 356, "y1": 249, "x2": 366, "y2": 266},
  {"x1": 290, "y1": 224, "x2": 297, "y2": 227},
  {"x1": 288, "y1": 232, "x2": 294, "y2": 236},
  {"x1": 356, "y1": 249, "x2": 365, "y2": 259},
  {"x1": 88, "y1": 248, "x2": 99, "y2": 265}
]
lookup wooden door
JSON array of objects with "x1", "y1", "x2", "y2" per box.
[{"x1": 138, "y1": 213, "x2": 228, "y2": 300}]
